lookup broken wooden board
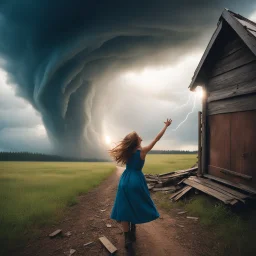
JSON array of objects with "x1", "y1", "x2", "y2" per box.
[
  {"x1": 204, "y1": 174, "x2": 256, "y2": 195},
  {"x1": 147, "y1": 184, "x2": 155, "y2": 190},
  {"x1": 159, "y1": 167, "x2": 198, "y2": 177},
  {"x1": 49, "y1": 229, "x2": 62, "y2": 238},
  {"x1": 169, "y1": 186, "x2": 191, "y2": 200},
  {"x1": 145, "y1": 178, "x2": 159, "y2": 183},
  {"x1": 183, "y1": 179, "x2": 238, "y2": 205},
  {"x1": 152, "y1": 186, "x2": 176, "y2": 192},
  {"x1": 154, "y1": 182, "x2": 164, "y2": 188},
  {"x1": 189, "y1": 176, "x2": 248, "y2": 203},
  {"x1": 99, "y1": 236, "x2": 117, "y2": 254},
  {"x1": 173, "y1": 186, "x2": 192, "y2": 201}
]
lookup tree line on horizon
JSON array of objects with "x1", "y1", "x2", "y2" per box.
[
  {"x1": 0, "y1": 152, "x2": 109, "y2": 162},
  {"x1": 148, "y1": 150, "x2": 197, "y2": 154},
  {"x1": 0, "y1": 150, "x2": 198, "y2": 162}
]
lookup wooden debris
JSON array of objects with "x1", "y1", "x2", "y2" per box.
[
  {"x1": 187, "y1": 216, "x2": 199, "y2": 220},
  {"x1": 177, "y1": 211, "x2": 187, "y2": 215},
  {"x1": 183, "y1": 178, "x2": 239, "y2": 205},
  {"x1": 189, "y1": 176, "x2": 247, "y2": 203},
  {"x1": 99, "y1": 236, "x2": 117, "y2": 254},
  {"x1": 144, "y1": 163, "x2": 255, "y2": 206},
  {"x1": 153, "y1": 186, "x2": 176, "y2": 192},
  {"x1": 84, "y1": 241, "x2": 94, "y2": 246},
  {"x1": 173, "y1": 186, "x2": 192, "y2": 201},
  {"x1": 154, "y1": 182, "x2": 164, "y2": 188},
  {"x1": 69, "y1": 249, "x2": 76, "y2": 256},
  {"x1": 147, "y1": 184, "x2": 154, "y2": 190},
  {"x1": 158, "y1": 167, "x2": 198, "y2": 177},
  {"x1": 176, "y1": 224, "x2": 185, "y2": 228},
  {"x1": 145, "y1": 167, "x2": 198, "y2": 191},
  {"x1": 49, "y1": 229, "x2": 62, "y2": 238},
  {"x1": 100, "y1": 209, "x2": 107, "y2": 212}
]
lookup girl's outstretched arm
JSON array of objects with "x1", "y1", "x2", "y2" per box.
[{"x1": 141, "y1": 118, "x2": 172, "y2": 159}]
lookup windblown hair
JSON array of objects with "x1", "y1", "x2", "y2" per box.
[{"x1": 108, "y1": 131, "x2": 139, "y2": 165}]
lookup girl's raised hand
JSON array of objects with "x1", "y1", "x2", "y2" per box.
[{"x1": 164, "y1": 118, "x2": 172, "y2": 127}]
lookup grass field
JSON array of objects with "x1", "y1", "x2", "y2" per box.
[
  {"x1": 0, "y1": 155, "x2": 196, "y2": 253},
  {"x1": 0, "y1": 161, "x2": 115, "y2": 253},
  {"x1": 143, "y1": 154, "x2": 197, "y2": 174}
]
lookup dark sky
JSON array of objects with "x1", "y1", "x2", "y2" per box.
[{"x1": 0, "y1": 1, "x2": 256, "y2": 157}]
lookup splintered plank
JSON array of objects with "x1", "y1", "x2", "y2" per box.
[
  {"x1": 189, "y1": 176, "x2": 247, "y2": 202},
  {"x1": 204, "y1": 174, "x2": 256, "y2": 195},
  {"x1": 153, "y1": 186, "x2": 176, "y2": 192},
  {"x1": 49, "y1": 229, "x2": 62, "y2": 238},
  {"x1": 173, "y1": 186, "x2": 192, "y2": 201},
  {"x1": 169, "y1": 186, "x2": 190, "y2": 200},
  {"x1": 183, "y1": 179, "x2": 238, "y2": 205},
  {"x1": 99, "y1": 236, "x2": 117, "y2": 254}
]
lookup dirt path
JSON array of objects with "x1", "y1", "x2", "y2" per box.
[{"x1": 19, "y1": 167, "x2": 197, "y2": 256}]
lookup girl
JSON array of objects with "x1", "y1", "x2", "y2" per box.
[{"x1": 109, "y1": 118, "x2": 172, "y2": 250}]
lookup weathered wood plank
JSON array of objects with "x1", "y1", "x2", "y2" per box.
[
  {"x1": 49, "y1": 229, "x2": 62, "y2": 238},
  {"x1": 147, "y1": 184, "x2": 155, "y2": 190},
  {"x1": 222, "y1": 10, "x2": 256, "y2": 56},
  {"x1": 158, "y1": 167, "x2": 198, "y2": 177},
  {"x1": 153, "y1": 186, "x2": 176, "y2": 192},
  {"x1": 189, "y1": 176, "x2": 246, "y2": 203},
  {"x1": 207, "y1": 76, "x2": 256, "y2": 102},
  {"x1": 99, "y1": 236, "x2": 117, "y2": 254},
  {"x1": 183, "y1": 179, "x2": 238, "y2": 204},
  {"x1": 204, "y1": 174, "x2": 256, "y2": 194},
  {"x1": 189, "y1": 176, "x2": 248, "y2": 199},
  {"x1": 219, "y1": 37, "x2": 244, "y2": 58},
  {"x1": 169, "y1": 186, "x2": 189, "y2": 200},
  {"x1": 207, "y1": 61, "x2": 256, "y2": 92},
  {"x1": 207, "y1": 93, "x2": 256, "y2": 115},
  {"x1": 173, "y1": 186, "x2": 192, "y2": 201},
  {"x1": 145, "y1": 177, "x2": 159, "y2": 183},
  {"x1": 210, "y1": 47, "x2": 256, "y2": 77}
]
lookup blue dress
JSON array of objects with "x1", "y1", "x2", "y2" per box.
[{"x1": 110, "y1": 149, "x2": 160, "y2": 224}]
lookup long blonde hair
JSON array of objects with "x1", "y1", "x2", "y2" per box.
[{"x1": 108, "y1": 131, "x2": 139, "y2": 165}]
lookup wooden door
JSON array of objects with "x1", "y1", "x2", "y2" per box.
[
  {"x1": 208, "y1": 113, "x2": 231, "y2": 178},
  {"x1": 208, "y1": 110, "x2": 256, "y2": 188},
  {"x1": 230, "y1": 110, "x2": 256, "y2": 188}
]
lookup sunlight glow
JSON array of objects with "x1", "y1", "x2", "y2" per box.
[
  {"x1": 105, "y1": 135, "x2": 112, "y2": 145},
  {"x1": 35, "y1": 124, "x2": 47, "y2": 136},
  {"x1": 195, "y1": 86, "x2": 204, "y2": 99}
]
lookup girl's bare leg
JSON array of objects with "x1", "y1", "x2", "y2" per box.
[{"x1": 121, "y1": 221, "x2": 129, "y2": 232}]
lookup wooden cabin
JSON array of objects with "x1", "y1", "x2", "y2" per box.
[{"x1": 189, "y1": 9, "x2": 256, "y2": 192}]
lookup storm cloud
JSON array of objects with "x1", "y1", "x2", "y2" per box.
[{"x1": 0, "y1": 1, "x2": 255, "y2": 157}]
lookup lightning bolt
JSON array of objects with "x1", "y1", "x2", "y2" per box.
[
  {"x1": 172, "y1": 93, "x2": 197, "y2": 131},
  {"x1": 172, "y1": 94, "x2": 192, "y2": 112}
]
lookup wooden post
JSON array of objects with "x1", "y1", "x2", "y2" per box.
[
  {"x1": 197, "y1": 111, "x2": 202, "y2": 176},
  {"x1": 201, "y1": 85, "x2": 207, "y2": 176}
]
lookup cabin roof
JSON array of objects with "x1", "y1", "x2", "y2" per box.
[{"x1": 189, "y1": 9, "x2": 256, "y2": 91}]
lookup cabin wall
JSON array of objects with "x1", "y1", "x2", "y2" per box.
[{"x1": 204, "y1": 33, "x2": 256, "y2": 189}]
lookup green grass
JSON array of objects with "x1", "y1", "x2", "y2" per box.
[
  {"x1": 153, "y1": 192, "x2": 256, "y2": 256},
  {"x1": 143, "y1": 154, "x2": 197, "y2": 174},
  {"x1": 0, "y1": 161, "x2": 115, "y2": 254}
]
